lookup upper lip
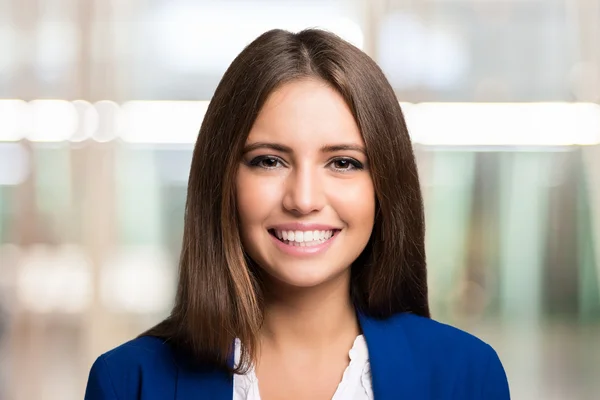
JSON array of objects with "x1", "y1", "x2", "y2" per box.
[{"x1": 268, "y1": 223, "x2": 342, "y2": 231}]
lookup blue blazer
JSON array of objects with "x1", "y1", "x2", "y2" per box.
[{"x1": 85, "y1": 313, "x2": 510, "y2": 399}]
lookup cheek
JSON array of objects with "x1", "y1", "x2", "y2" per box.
[
  {"x1": 328, "y1": 177, "x2": 375, "y2": 227},
  {"x1": 236, "y1": 169, "x2": 282, "y2": 226}
]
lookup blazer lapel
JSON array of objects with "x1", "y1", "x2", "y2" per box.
[{"x1": 358, "y1": 312, "x2": 429, "y2": 399}]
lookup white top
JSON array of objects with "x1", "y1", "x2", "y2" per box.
[{"x1": 233, "y1": 335, "x2": 373, "y2": 400}]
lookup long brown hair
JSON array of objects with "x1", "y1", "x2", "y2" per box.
[{"x1": 142, "y1": 28, "x2": 429, "y2": 373}]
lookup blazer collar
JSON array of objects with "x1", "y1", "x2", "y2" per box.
[{"x1": 175, "y1": 312, "x2": 426, "y2": 399}]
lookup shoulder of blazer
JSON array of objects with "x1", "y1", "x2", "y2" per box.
[
  {"x1": 364, "y1": 312, "x2": 496, "y2": 352},
  {"x1": 371, "y1": 312, "x2": 503, "y2": 369},
  {"x1": 390, "y1": 312, "x2": 493, "y2": 350},
  {"x1": 85, "y1": 336, "x2": 179, "y2": 399},
  {"x1": 86, "y1": 336, "x2": 234, "y2": 400},
  {"x1": 103, "y1": 335, "x2": 178, "y2": 370},
  {"x1": 359, "y1": 312, "x2": 510, "y2": 399}
]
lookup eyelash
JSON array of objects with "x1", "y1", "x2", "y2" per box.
[{"x1": 247, "y1": 155, "x2": 364, "y2": 172}]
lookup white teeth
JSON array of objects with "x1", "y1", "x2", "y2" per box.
[{"x1": 272, "y1": 229, "x2": 336, "y2": 244}]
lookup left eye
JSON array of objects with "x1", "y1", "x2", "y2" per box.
[{"x1": 330, "y1": 158, "x2": 362, "y2": 171}]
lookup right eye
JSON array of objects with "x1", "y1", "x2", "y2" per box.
[{"x1": 248, "y1": 155, "x2": 284, "y2": 169}]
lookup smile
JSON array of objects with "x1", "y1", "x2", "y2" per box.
[
  {"x1": 268, "y1": 228, "x2": 341, "y2": 255},
  {"x1": 272, "y1": 229, "x2": 335, "y2": 245}
]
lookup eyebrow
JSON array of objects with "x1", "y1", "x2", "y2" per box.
[
  {"x1": 243, "y1": 142, "x2": 367, "y2": 155},
  {"x1": 320, "y1": 144, "x2": 366, "y2": 155}
]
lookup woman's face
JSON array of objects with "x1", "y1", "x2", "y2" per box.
[{"x1": 236, "y1": 79, "x2": 375, "y2": 289}]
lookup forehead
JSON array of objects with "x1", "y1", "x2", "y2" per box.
[{"x1": 247, "y1": 79, "x2": 364, "y2": 147}]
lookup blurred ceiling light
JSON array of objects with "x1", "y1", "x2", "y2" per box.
[
  {"x1": 70, "y1": 100, "x2": 99, "y2": 142},
  {"x1": 0, "y1": 143, "x2": 30, "y2": 185},
  {"x1": 0, "y1": 100, "x2": 28, "y2": 141},
  {"x1": 100, "y1": 247, "x2": 175, "y2": 314},
  {"x1": 27, "y1": 100, "x2": 78, "y2": 142},
  {"x1": 93, "y1": 101, "x2": 120, "y2": 143},
  {"x1": 16, "y1": 244, "x2": 92, "y2": 314},
  {"x1": 2, "y1": 100, "x2": 599, "y2": 146},
  {"x1": 405, "y1": 102, "x2": 600, "y2": 146},
  {"x1": 120, "y1": 101, "x2": 208, "y2": 144}
]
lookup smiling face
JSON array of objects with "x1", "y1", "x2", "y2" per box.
[{"x1": 235, "y1": 79, "x2": 376, "y2": 290}]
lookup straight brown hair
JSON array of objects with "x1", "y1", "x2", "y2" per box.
[{"x1": 142, "y1": 28, "x2": 429, "y2": 373}]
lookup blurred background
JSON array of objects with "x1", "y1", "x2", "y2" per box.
[{"x1": 0, "y1": 0, "x2": 599, "y2": 398}]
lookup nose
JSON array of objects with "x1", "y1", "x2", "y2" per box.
[{"x1": 282, "y1": 165, "x2": 326, "y2": 215}]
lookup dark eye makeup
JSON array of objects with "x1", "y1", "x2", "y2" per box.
[
  {"x1": 247, "y1": 155, "x2": 284, "y2": 169},
  {"x1": 246, "y1": 155, "x2": 365, "y2": 172},
  {"x1": 331, "y1": 158, "x2": 364, "y2": 171}
]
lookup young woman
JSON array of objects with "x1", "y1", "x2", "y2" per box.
[{"x1": 85, "y1": 29, "x2": 510, "y2": 400}]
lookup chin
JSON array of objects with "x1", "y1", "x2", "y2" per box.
[{"x1": 262, "y1": 262, "x2": 350, "y2": 290}]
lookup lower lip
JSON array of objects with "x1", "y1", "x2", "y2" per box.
[{"x1": 269, "y1": 231, "x2": 339, "y2": 256}]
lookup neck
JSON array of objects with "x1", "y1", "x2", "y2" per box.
[{"x1": 260, "y1": 270, "x2": 360, "y2": 349}]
